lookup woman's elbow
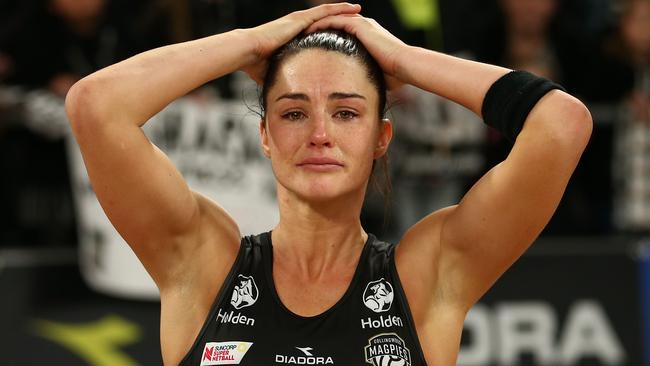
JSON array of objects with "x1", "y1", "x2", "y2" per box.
[
  {"x1": 561, "y1": 95, "x2": 593, "y2": 150},
  {"x1": 533, "y1": 91, "x2": 593, "y2": 152},
  {"x1": 65, "y1": 76, "x2": 105, "y2": 134}
]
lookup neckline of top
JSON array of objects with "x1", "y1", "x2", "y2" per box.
[{"x1": 259, "y1": 230, "x2": 374, "y2": 321}]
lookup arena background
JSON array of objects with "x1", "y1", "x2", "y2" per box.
[{"x1": 1, "y1": 0, "x2": 649, "y2": 365}]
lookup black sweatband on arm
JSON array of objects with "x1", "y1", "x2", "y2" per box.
[{"x1": 481, "y1": 70, "x2": 566, "y2": 143}]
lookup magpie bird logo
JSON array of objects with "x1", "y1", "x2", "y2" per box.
[
  {"x1": 230, "y1": 274, "x2": 259, "y2": 309},
  {"x1": 363, "y1": 279, "x2": 394, "y2": 313},
  {"x1": 364, "y1": 333, "x2": 411, "y2": 366}
]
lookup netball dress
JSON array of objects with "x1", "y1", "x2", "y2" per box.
[{"x1": 179, "y1": 232, "x2": 428, "y2": 366}]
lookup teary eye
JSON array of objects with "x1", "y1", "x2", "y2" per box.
[
  {"x1": 335, "y1": 110, "x2": 358, "y2": 120},
  {"x1": 282, "y1": 111, "x2": 306, "y2": 121}
]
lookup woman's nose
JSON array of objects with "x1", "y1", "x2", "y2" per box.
[{"x1": 309, "y1": 114, "x2": 333, "y2": 148}]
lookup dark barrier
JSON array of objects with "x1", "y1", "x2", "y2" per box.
[
  {"x1": 0, "y1": 259, "x2": 162, "y2": 365},
  {"x1": 459, "y1": 237, "x2": 645, "y2": 366},
  {"x1": 0, "y1": 237, "x2": 647, "y2": 365}
]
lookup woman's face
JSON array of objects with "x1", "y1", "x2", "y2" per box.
[
  {"x1": 500, "y1": 0, "x2": 557, "y2": 35},
  {"x1": 50, "y1": 0, "x2": 105, "y2": 23},
  {"x1": 621, "y1": 0, "x2": 650, "y2": 62},
  {"x1": 261, "y1": 49, "x2": 392, "y2": 203}
]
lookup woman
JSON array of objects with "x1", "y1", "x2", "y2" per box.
[{"x1": 65, "y1": 3, "x2": 592, "y2": 365}]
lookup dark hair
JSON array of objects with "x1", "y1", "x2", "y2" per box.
[
  {"x1": 261, "y1": 30, "x2": 387, "y2": 119},
  {"x1": 260, "y1": 29, "x2": 392, "y2": 204}
]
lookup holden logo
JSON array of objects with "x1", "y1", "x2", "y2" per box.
[
  {"x1": 363, "y1": 279, "x2": 394, "y2": 313},
  {"x1": 230, "y1": 274, "x2": 259, "y2": 309}
]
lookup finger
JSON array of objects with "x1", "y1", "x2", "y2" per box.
[
  {"x1": 305, "y1": 14, "x2": 363, "y2": 34},
  {"x1": 309, "y1": 3, "x2": 361, "y2": 18},
  {"x1": 298, "y1": 3, "x2": 360, "y2": 25}
]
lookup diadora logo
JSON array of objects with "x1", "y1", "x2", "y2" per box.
[
  {"x1": 216, "y1": 308, "x2": 255, "y2": 326},
  {"x1": 274, "y1": 346, "x2": 334, "y2": 365},
  {"x1": 201, "y1": 341, "x2": 253, "y2": 365},
  {"x1": 364, "y1": 333, "x2": 412, "y2": 366},
  {"x1": 363, "y1": 278, "x2": 394, "y2": 313},
  {"x1": 231, "y1": 274, "x2": 259, "y2": 309},
  {"x1": 295, "y1": 347, "x2": 313, "y2": 356}
]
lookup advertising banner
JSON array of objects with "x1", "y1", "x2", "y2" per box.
[{"x1": 459, "y1": 239, "x2": 645, "y2": 366}]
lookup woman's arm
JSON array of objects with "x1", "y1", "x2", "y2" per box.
[
  {"x1": 394, "y1": 46, "x2": 593, "y2": 308},
  {"x1": 307, "y1": 14, "x2": 592, "y2": 311},
  {"x1": 65, "y1": 30, "x2": 253, "y2": 289},
  {"x1": 65, "y1": 3, "x2": 362, "y2": 289},
  {"x1": 67, "y1": 30, "x2": 256, "y2": 129}
]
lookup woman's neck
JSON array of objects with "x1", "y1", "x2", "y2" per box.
[{"x1": 271, "y1": 187, "x2": 368, "y2": 280}]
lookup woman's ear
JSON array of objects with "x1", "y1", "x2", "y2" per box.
[
  {"x1": 259, "y1": 119, "x2": 271, "y2": 158},
  {"x1": 374, "y1": 118, "x2": 393, "y2": 159}
]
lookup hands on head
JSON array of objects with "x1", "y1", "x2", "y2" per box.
[
  {"x1": 305, "y1": 12, "x2": 407, "y2": 89},
  {"x1": 241, "y1": 3, "x2": 406, "y2": 90}
]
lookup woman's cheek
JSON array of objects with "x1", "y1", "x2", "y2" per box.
[{"x1": 269, "y1": 124, "x2": 303, "y2": 155}]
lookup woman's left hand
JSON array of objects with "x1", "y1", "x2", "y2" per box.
[{"x1": 305, "y1": 14, "x2": 408, "y2": 89}]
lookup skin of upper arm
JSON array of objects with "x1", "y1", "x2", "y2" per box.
[
  {"x1": 396, "y1": 90, "x2": 592, "y2": 314},
  {"x1": 159, "y1": 192, "x2": 241, "y2": 366},
  {"x1": 66, "y1": 80, "x2": 241, "y2": 289}
]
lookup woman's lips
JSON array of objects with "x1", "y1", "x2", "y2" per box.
[{"x1": 297, "y1": 157, "x2": 344, "y2": 172}]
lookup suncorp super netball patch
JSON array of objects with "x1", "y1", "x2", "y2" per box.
[{"x1": 201, "y1": 341, "x2": 253, "y2": 365}]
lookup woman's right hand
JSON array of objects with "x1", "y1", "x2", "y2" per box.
[
  {"x1": 303, "y1": 13, "x2": 408, "y2": 89},
  {"x1": 240, "y1": 2, "x2": 361, "y2": 84}
]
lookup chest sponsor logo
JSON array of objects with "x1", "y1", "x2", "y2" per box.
[
  {"x1": 275, "y1": 346, "x2": 334, "y2": 365},
  {"x1": 231, "y1": 274, "x2": 259, "y2": 309},
  {"x1": 201, "y1": 341, "x2": 253, "y2": 365},
  {"x1": 361, "y1": 314, "x2": 404, "y2": 329},
  {"x1": 363, "y1": 278, "x2": 394, "y2": 313},
  {"x1": 216, "y1": 308, "x2": 255, "y2": 326},
  {"x1": 364, "y1": 333, "x2": 412, "y2": 366}
]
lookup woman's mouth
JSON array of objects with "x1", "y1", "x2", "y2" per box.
[{"x1": 297, "y1": 157, "x2": 344, "y2": 172}]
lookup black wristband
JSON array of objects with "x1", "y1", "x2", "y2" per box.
[{"x1": 481, "y1": 70, "x2": 566, "y2": 143}]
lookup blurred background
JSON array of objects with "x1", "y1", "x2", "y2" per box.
[{"x1": 1, "y1": 0, "x2": 649, "y2": 364}]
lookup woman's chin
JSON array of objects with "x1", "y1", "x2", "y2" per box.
[
  {"x1": 276, "y1": 174, "x2": 366, "y2": 204},
  {"x1": 299, "y1": 186, "x2": 346, "y2": 203},
  {"x1": 295, "y1": 182, "x2": 360, "y2": 203}
]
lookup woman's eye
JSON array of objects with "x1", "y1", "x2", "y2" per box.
[
  {"x1": 282, "y1": 111, "x2": 306, "y2": 121},
  {"x1": 335, "y1": 110, "x2": 358, "y2": 120}
]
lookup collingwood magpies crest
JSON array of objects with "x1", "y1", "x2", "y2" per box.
[
  {"x1": 364, "y1": 333, "x2": 412, "y2": 366},
  {"x1": 363, "y1": 278, "x2": 394, "y2": 313},
  {"x1": 231, "y1": 274, "x2": 259, "y2": 309}
]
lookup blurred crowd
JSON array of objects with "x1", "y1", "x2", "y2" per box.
[{"x1": 1, "y1": 0, "x2": 649, "y2": 247}]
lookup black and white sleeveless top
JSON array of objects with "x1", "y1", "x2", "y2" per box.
[{"x1": 179, "y1": 232, "x2": 428, "y2": 366}]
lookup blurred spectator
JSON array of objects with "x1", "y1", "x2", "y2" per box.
[
  {"x1": 459, "y1": 0, "x2": 565, "y2": 77},
  {"x1": 0, "y1": 2, "x2": 26, "y2": 82},
  {"x1": 3, "y1": 0, "x2": 172, "y2": 94},
  {"x1": 491, "y1": 0, "x2": 562, "y2": 78},
  {"x1": 602, "y1": 0, "x2": 650, "y2": 232},
  {"x1": 560, "y1": 0, "x2": 650, "y2": 235},
  {"x1": 0, "y1": 0, "x2": 175, "y2": 247}
]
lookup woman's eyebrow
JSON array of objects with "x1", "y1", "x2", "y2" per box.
[
  {"x1": 275, "y1": 92, "x2": 366, "y2": 102},
  {"x1": 275, "y1": 92, "x2": 309, "y2": 102},
  {"x1": 329, "y1": 92, "x2": 366, "y2": 100}
]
